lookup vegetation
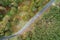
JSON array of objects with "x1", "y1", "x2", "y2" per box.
[
  {"x1": 0, "y1": 0, "x2": 60, "y2": 40},
  {"x1": 17, "y1": 5, "x2": 60, "y2": 40},
  {"x1": 9, "y1": 1, "x2": 60, "y2": 40},
  {"x1": 0, "y1": 0, "x2": 50, "y2": 38}
]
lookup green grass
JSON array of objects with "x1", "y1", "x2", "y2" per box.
[
  {"x1": 32, "y1": 6, "x2": 60, "y2": 40},
  {"x1": 55, "y1": 0, "x2": 60, "y2": 3}
]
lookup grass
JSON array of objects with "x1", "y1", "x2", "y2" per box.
[{"x1": 32, "y1": 6, "x2": 60, "y2": 40}]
